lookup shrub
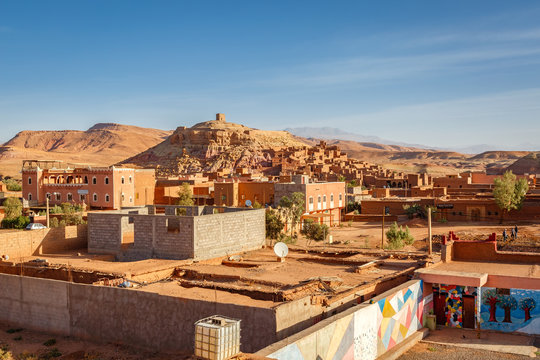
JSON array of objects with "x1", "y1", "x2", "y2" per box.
[
  {"x1": 3, "y1": 197, "x2": 22, "y2": 219},
  {"x1": 1, "y1": 216, "x2": 30, "y2": 229},
  {"x1": 301, "y1": 219, "x2": 329, "y2": 243},
  {"x1": 347, "y1": 220, "x2": 353, "y2": 227},
  {"x1": 49, "y1": 217, "x2": 59, "y2": 228},
  {"x1": 385, "y1": 222, "x2": 414, "y2": 249},
  {"x1": 49, "y1": 205, "x2": 62, "y2": 214}
]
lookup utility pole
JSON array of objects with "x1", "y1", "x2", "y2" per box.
[
  {"x1": 46, "y1": 196, "x2": 50, "y2": 228},
  {"x1": 381, "y1": 208, "x2": 385, "y2": 249},
  {"x1": 428, "y1": 207, "x2": 432, "y2": 255}
]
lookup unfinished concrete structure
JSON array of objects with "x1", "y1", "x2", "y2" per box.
[{"x1": 87, "y1": 205, "x2": 265, "y2": 260}]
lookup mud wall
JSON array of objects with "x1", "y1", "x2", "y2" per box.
[
  {"x1": 0, "y1": 225, "x2": 87, "y2": 260},
  {"x1": 0, "y1": 273, "x2": 277, "y2": 353}
]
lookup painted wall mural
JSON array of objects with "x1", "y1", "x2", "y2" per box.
[
  {"x1": 433, "y1": 284, "x2": 478, "y2": 328},
  {"x1": 480, "y1": 287, "x2": 540, "y2": 335},
  {"x1": 266, "y1": 280, "x2": 424, "y2": 360},
  {"x1": 375, "y1": 280, "x2": 423, "y2": 355}
]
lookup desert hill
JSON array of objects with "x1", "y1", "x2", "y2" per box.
[
  {"x1": 120, "y1": 115, "x2": 306, "y2": 175},
  {"x1": 0, "y1": 124, "x2": 172, "y2": 178},
  {"x1": 505, "y1": 152, "x2": 540, "y2": 174}
]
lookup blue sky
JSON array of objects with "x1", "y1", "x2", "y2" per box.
[{"x1": 1, "y1": 1, "x2": 540, "y2": 149}]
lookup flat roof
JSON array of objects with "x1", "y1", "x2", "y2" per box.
[{"x1": 430, "y1": 261, "x2": 540, "y2": 278}]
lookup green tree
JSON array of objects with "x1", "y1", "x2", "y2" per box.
[
  {"x1": 493, "y1": 171, "x2": 529, "y2": 222},
  {"x1": 60, "y1": 203, "x2": 85, "y2": 226},
  {"x1": 3, "y1": 197, "x2": 22, "y2": 219},
  {"x1": 482, "y1": 289, "x2": 500, "y2": 322},
  {"x1": 278, "y1": 192, "x2": 305, "y2": 236},
  {"x1": 519, "y1": 297, "x2": 536, "y2": 322},
  {"x1": 385, "y1": 222, "x2": 414, "y2": 249},
  {"x1": 252, "y1": 200, "x2": 263, "y2": 209},
  {"x1": 301, "y1": 219, "x2": 329, "y2": 245},
  {"x1": 265, "y1": 209, "x2": 284, "y2": 243},
  {"x1": 337, "y1": 175, "x2": 346, "y2": 182},
  {"x1": 4, "y1": 178, "x2": 21, "y2": 191},
  {"x1": 497, "y1": 294, "x2": 518, "y2": 323},
  {"x1": 177, "y1": 183, "x2": 194, "y2": 206}
]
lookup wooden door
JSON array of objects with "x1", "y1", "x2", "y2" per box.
[
  {"x1": 462, "y1": 295, "x2": 475, "y2": 329},
  {"x1": 434, "y1": 292, "x2": 447, "y2": 325}
]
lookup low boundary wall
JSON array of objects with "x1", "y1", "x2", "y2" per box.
[
  {"x1": 0, "y1": 273, "x2": 277, "y2": 353},
  {"x1": 257, "y1": 280, "x2": 425, "y2": 360},
  {"x1": 0, "y1": 225, "x2": 87, "y2": 260}
]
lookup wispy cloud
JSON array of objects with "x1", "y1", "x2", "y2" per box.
[{"x1": 327, "y1": 88, "x2": 540, "y2": 148}]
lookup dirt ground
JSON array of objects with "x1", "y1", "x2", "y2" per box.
[
  {"x1": 288, "y1": 219, "x2": 540, "y2": 253},
  {"x1": 398, "y1": 342, "x2": 532, "y2": 360},
  {"x1": 0, "y1": 323, "x2": 191, "y2": 360}
]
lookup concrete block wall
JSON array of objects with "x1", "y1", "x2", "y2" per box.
[
  {"x1": 0, "y1": 273, "x2": 277, "y2": 353},
  {"x1": 0, "y1": 225, "x2": 87, "y2": 260},
  {"x1": 193, "y1": 209, "x2": 265, "y2": 260},
  {"x1": 152, "y1": 216, "x2": 194, "y2": 259},
  {"x1": 88, "y1": 213, "x2": 123, "y2": 254}
]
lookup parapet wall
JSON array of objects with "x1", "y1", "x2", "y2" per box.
[
  {"x1": 452, "y1": 240, "x2": 540, "y2": 264},
  {"x1": 0, "y1": 273, "x2": 277, "y2": 353},
  {"x1": 0, "y1": 225, "x2": 87, "y2": 260}
]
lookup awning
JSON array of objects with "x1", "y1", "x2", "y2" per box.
[{"x1": 415, "y1": 268, "x2": 488, "y2": 287}]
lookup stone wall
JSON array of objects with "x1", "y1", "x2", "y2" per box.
[
  {"x1": 0, "y1": 273, "x2": 277, "y2": 353},
  {"x1": 0, "y1": 225, "x2": 87, "y2": 260}
]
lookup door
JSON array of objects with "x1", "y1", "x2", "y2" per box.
[
  {"x1": 434, "y1": 291, "x2": 447, "y2": 325},
  {"x1": 462, "y1": 295, "x2": 475, "y2": 329}
]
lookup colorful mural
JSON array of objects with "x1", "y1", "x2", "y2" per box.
[
  {"x1": 265, "y1": 280, "x2": 425, "y2": 360},
  {"x1": 375, "y1": 280, "x2": 423, "y2": 354},
  {"x1": 480, "y1": 287, "x2": 540, "y2": 335},
  {"x1": 433, "y1": 284, "x2": 478, "y2": 328}
]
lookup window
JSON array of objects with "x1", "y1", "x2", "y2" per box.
[
  {"x1": 129, "y1": 196, "x2": 133, "y2": 203},
  {"x1": 80, "y1": 194, "x2": 86, "y2": 201},
  {"x1": 309, "y1": 197, "x2": 313, "y2": 204},
  {"x1": 121, "y1": 176, "x2": 125, "y2": 184},
  {"x1": 105, "y1": 194, "x2": 110, "y2": 202},
  {"x1": 129, "y1": 176, "x2": 132, "y2": 184},
  {"x1": 105, "y1": 177, "x2": 109, "y2": 185},
  {"x1": 46, "y1": 193, "x2": 51, "y2": 200},
  {"x1": 28, "y1": 177, "x2": 32, "y2": 185},
  {"x1": 93, "y1": 193, "x2": 98, "y2": 202},
  {"x1": 317, "y1": 195, "x2": 322, "y2": 210},
  {"x1": 330, "y1": 194, "x2": 334, "y2": 202},
  {"x1": 28, "y1": 193, "x2": 32, "y2": 201},
  {"x1": 67, "y1": 193, "x2": 73, "y2": 201},
  {"x1": 84, "y1": 176, "x2": 88, "y2": 184},
  {"x1": 121, "y1": 193, "x2": 125, "y2": 201},
  {"x1": 92, "y1": 177, "x2": 97, "y2": 185},
  {"x1": 55, "y1": 193, "x2": 61, "y2": 201}
]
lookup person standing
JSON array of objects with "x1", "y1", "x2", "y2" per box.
[
  {"x1": 514, "y1": 225, "x2": 518, "y2": 239},
  {"x1": 503, "y1": 229, "x2": 507, "y2": 242},
  {"x1": 511, "y1": 228, "x2": 515, "y2": 240}
]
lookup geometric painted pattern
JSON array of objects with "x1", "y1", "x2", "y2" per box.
[
  {"x1": 268, "y1": 280, "x2": 425, "y2": 360},
  {"x1": 376, "y1": 281, "x2": 423, "y2": 353}
]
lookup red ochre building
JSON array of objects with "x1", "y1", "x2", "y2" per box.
[{"x1": 22, "y1": 160, "x2": 155, "y2": 210}]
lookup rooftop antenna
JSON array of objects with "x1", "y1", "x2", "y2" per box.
[{"x1": 273, "y1": 242, "x2": 288, "y2": 263}]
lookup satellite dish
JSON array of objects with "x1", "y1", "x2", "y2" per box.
[
  {"x1": 245, "y1": 200, "x2": 252, "y2": 207},
  {"x1": 273, "y1": 242, "x2": 289, "y2": 258}
]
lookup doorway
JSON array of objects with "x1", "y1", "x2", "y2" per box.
[
  {"x1": 462, "y1": 295, "x2": 475, "y2": 329},
  {"x1": 434, "y1": 291, "x2": 447, "y2": 325}
]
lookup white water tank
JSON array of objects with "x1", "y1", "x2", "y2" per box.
[{"x1": 194, "y1": 315, "x2": 241, "y2": 360}]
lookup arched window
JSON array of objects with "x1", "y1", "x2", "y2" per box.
[
  {"x1": 93, "y1": 193, "x2": 98, "y2": 202},
  {"x1": 28, "y1": 193, "x2": 32, "y2": 201},
  {"x1": 129, "y1": 196, "x2": 133, "y2": 203},
  {"x1": 92, "y1": 177, "x2": 97, "y2": 185},
  {"x1": 28, "y1": 177, "x2": 32, "y2": 185},
  {"x1": 330, "y1": 193, "x2": 334, "y2": 208},
  {"x1": 308, "y1": 196, "x2": 314, "y2": 211},
  {"x1": 121, "y1": 176, "x2": 125, "y2": 184},
  {"x1": 104, "y1": 176, "x2": 109, "y2": 185},
  {"x1": 46, "y1": 193, "x2": 51, "y2": 200},
  {"x1": 317, "y1": 195, "x2": 322, "y2": 210},
  {"x1": 121, "y1": 193, "x2": 125, "y2": 201},
  {"x1": 105, "y1": 194, "x2": 110, "y2": 202},
  {"x1": 84, "y1": 176, "x2": 88, "y2": 184},
  {"x1": 323, "y1": 195, "x2": 327, "y2": 209},
  {"x1": 56, "y1": 193, "x2": 61, "y2": 201},
  {"x1": 129, "y1": 176, "x2": 132, "y2": 184},
  {"x1": 67, "y1": 193, "x2": 73, "y2": 201}
]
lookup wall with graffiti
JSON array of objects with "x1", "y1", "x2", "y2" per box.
[
  {"x1": 261, "y1": 280, "x2": 424, "y2": 360},
  {"x1": 433, "y1": 284, "x2": 478, "y2": 328},
  {"x1": 480, "y1": 287, "x2": 540, "y2": 335}
]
